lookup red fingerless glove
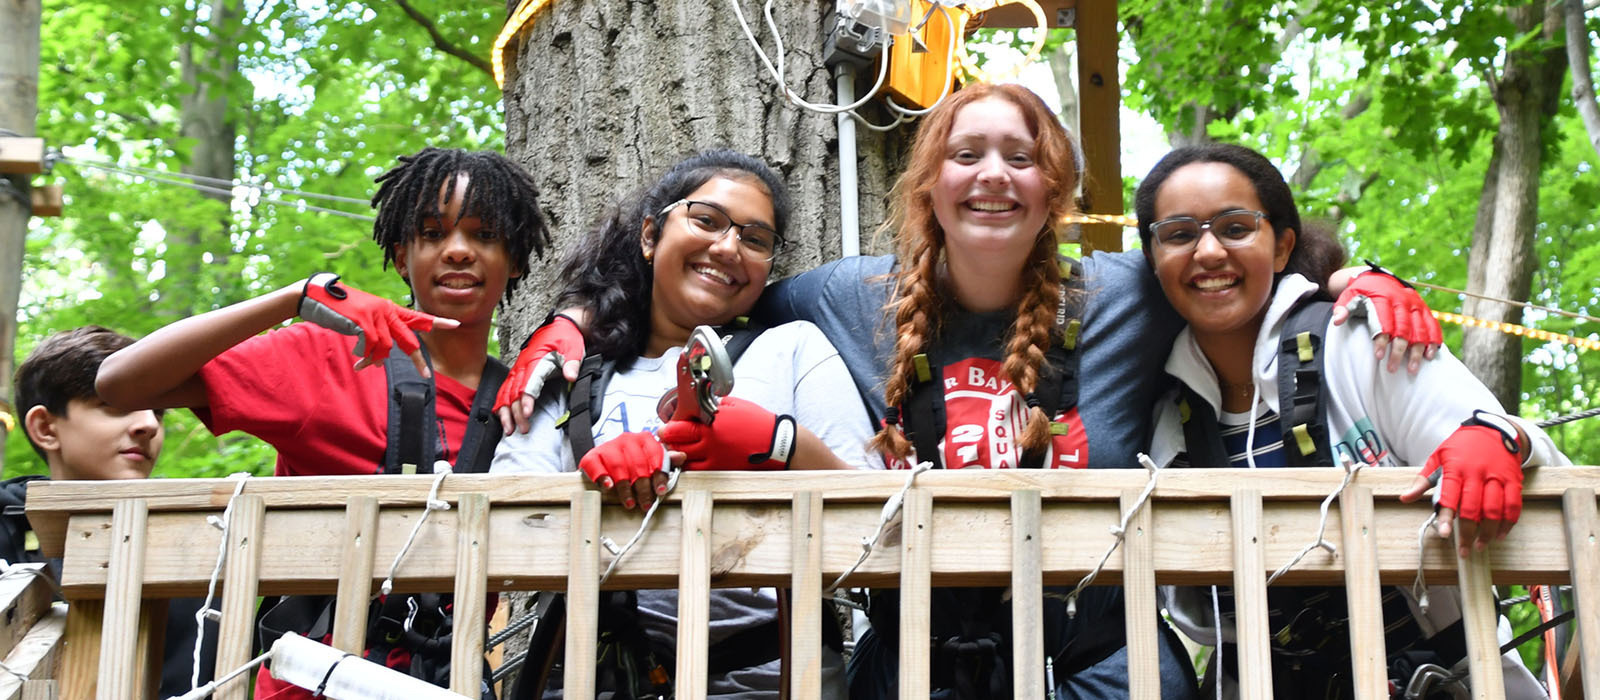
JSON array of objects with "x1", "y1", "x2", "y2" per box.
[
  {"x1": 299, "y1": 273, "x2": 444, "y2": 366},
  {"x1": 577, "y1": 431, "x2": 667, "y2": 489},
  {"x1": 1422, "y1": 416, "x2": 1526, "y2": 525},
  {"x1": 494, "y1": 314, "x2": 587, "y2": 413},
  {"x1": 656, "y1": 397, "x2": 796, "y2": 471},
  {"x1": 1335, "y1": 262, "x2": 1443, "y2": 348}
]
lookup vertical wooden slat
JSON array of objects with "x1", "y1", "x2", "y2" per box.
[
  {"x1": 60, "y1": 599, "x2": 102, "y2": 699},
  {"x1": 564, "y1": 490, "x2": 602, "y2": 700},
  {"x1": 1073, "y1": 0, "x2": 1124, "y2": 253},
  {"x1": 790, "y1": 491, "x2": 824, "y2": 700},
  {"x1": 97, "y1": 499, "x2": 148, "y2": 700},
  {"x1": 134, "y1": 602, "x2": 166, "y2": 700},
  {"x1": 1011, "y1": 490, "x2": 1044, "y2": 700},
  {"x1": 1121, "y1": 489, "x2": 1160, "y2": 700},
  {"x1": 331, "y1": 496, "x2": 380, "y2": 653},
  {"x1": 215, "y1": 495, "x2": 266, "y2": 700},
  {"x1": 21, "y1": 679, "x2": 57, "y2": 700},
  {"x1": 676, "y1": 490, "x2": 713, "y2": 700},
  {"x1": 898, "y1": 488, "x2": 932, "y2": 700},
  {"x1": 1562, "y1": 488, "x2": 1600, "y2": 693},
  {"x1": 1338, "y1": 486, "x2": 1388, "y2": 699},
  {"x1": 450, "y1": 494, "x2": 490, "y2": 697},
  {"x1": 1455, "y1": 534, "x2": 1506, "y2": 699},
  {"x1": 1229, "y1": 489, "x2": 1272, "y2": 700}
]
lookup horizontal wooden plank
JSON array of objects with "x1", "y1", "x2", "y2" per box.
[
  {"x1": 0, "y1": 137, "x2": 44, "y2": 175},
  {"x1": 0, "y1": 565, "x2": 54, "y2": 661},
  {"x1": 57, "y1": 493, "x2": 1577, "y2": 598},
  {"x1": 0, "y1": 604, "x2": 67, "y2": 700},
  {"x1": 29, "y1": 468, "x2": 1600, "y2": 557}
]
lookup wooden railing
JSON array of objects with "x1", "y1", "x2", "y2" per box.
[{"x1": 22, "y1": 467, "x2": 1600, "y2": 699}]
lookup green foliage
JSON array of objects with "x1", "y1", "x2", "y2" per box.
[{"x1": 9, "y1": 0, "x2": 508, "y2": 479}]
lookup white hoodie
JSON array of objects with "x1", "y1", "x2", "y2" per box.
[{"x1": 1149, "y1": 273, "x2": 1567, "y2": 698}]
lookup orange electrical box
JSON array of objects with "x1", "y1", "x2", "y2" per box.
[{"x1": 885, "y1": 1, "x2": 967, "y2": 110}]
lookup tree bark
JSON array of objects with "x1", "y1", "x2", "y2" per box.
[
  {"x1": 1461, "y1": 3, "x2": 1568, "y2": 413},
  {"x1": 0, "y1": 0, "x2": 41, "y2": 474},
  {"x1": 1049, "y1": 41, "x2": 1079, "y2": 129},
  {"x1": 177, "y1": 0, "x2": 239, "y2": 315},
  {"x1": 498, "y1": 0, "x2": 909, "y2": 347},
  {"x1": 1566, "y1": 0, "x2": 1600, "y2": 160}
]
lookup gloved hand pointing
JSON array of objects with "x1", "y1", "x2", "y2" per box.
[{"x1": 299, "y1": 272, "x2": 456, "y2": 376}]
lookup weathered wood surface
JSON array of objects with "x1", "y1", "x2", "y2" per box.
[{"x1": 29, "y1": 468, "x2": 1600, "y2": 556}]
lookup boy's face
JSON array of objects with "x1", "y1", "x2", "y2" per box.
[
  {"x1": 394, "y1": 172, "x2": 519, "y2": 327},
  {"x1": 26, "y1": 398, "x2": 164, "y2": 480}
]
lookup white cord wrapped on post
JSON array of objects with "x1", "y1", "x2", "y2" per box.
[
  {"x1": 1412, "y1": 510, "x2": 1440, "y2": 614},
  {"x1": 1264, "y1": 454, "x2": 1363, "y2": 587},
  {"x1": 599, "y1": 465, "x2": 683, "y2": 586},
  {"x1": 193, "y1": 472, "x2": 252, "y2": 690},
  {"x1": 824, "y1": 460, "x2": 933, "y2": 595},
  {"x1": 1061, "y1": 453, "x2": 1161, "y2": 617},
  {"x1": 382, "y1": 467, "x2": 452, "y2": 596}
]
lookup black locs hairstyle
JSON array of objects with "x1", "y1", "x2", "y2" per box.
[
  {"x1": 554, "y1": 149, "x2": 790, "y2": 361},
  {"x1": 370, "y1": 147, "x2": 551, "y2": 299},
  {"x1": 1133, "y1": 143, "x2": 1345, "y2": 294},
  {"x1": 14, "y1": 326, "x2": 138, "y2": 458}
]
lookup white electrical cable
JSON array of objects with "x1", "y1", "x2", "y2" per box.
[
  {"x1": 1264, "y1": 454, "x2": 1363, "y2": 587},
  {"x1": 173, "y1": 649, "x2": 273, "y2": 700},
  {"x1": 1062, "y1": 453, "x2": 1161, "y2": 617},
  {"x1": 381, "y1": 468, "x2": 453, "y2": 596},
  {"x1": 729, "y1": 0, "x2": 892, "y2": 115},
  {"x1": 883, "y1": 3, "x2": 959, "y2": 117},
  {"x1": 824, "y1": 461, "x2": 934, "y2": 595},
  {"x1": 193, "y1": 472, "x2": 252, "y2": 691}
]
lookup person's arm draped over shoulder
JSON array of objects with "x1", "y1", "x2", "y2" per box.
[{"x1": 97, "y1": 274, "x2": 454, "y2": 411}]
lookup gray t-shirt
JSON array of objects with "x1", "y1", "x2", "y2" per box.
[
  {"x1": 491, "y1": 320, "x2": 868, "y2": 698},
  {"x1": 753, "y1": 251, "x2": 1181, "y2": 469}
]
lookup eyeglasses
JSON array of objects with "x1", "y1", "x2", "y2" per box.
[
  {"x1": 1149, "y1": 210, "x2": 1267, "y2": 252},
  {"x1": 657, "y1": 199, "x2": 785, "y2": 262}
]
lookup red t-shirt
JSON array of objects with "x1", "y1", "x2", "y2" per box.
[
  {"x1": 196, "y1": 323, "x2": 479, "y2": 699},
  {"x1": 196, "y1": 322, "x2": 477, "y2": 476}
]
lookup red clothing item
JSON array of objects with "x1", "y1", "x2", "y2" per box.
[
  {"x1": 196, "y1": 322, "x2": 477, "y2": 476},
  {"x1": 196, "y1": 323, "x2": 479, "y2": 699}
]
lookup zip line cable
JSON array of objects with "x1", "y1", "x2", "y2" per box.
[
  {"x1": 1409, "y1": 278, "x2": 1600, "y2": 325},
  {"x1": 62, "y1": 154, "x2": 371, "y2": 206},
  {"x1": 65, "y1": 158, "x2": 376, "y2": 222}
]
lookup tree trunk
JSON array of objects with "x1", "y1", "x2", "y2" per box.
[
  {"x1": 0, "y1": 0, "x2": 41, "y2": 474},
  {"x1": 177, "y1": 0, "x2": 239, "y2": 314},
  {"x1": 498, "y1": 0, "x2": 909, "y2": 347},
  {"x1": 1461, "y1": 3, "x2": 1568, "y2": 413},
  {"x1": 1049, "y1": 41, "x2": 1079, "y2": 129},
  {"x1": 1567, "y1": 0, "x2": 1600, "y2": 160}
]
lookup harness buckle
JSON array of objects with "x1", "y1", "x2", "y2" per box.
[{"x1": 1400, "y1": 662, "x2": 1469, "y2": 699}]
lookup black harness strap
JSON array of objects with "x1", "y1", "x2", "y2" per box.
[
  {"x1": 382, "y1": 338, "x2": 509, "y2": 474},
  {"x1": 1177, "y1": 386, "x2": 1232, "y2": 468},
  {"x1": 564, "y1": 320, "x2": 767, "y2": 462},
  {"x1": 1277, "y1": 300, "x2": 1334, "y2": 466},
  {"x1": 901, "y1": 259, "x2": 1084, "y2": 470}
]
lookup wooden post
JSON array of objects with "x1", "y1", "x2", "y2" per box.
[
  {"x1": 564, "y1": 491, "x2": 601, "y2": 700},
  {"x1": 450, "y1": 494, "x2": 490, "y2": 697},
  {"x1": 331, "y1": 496, "x2": 380, "y2": 653},
  {"x1": 1074, "y1": 0, "x2": 1124, "y2": 254},
  {"x1": 0, "y1": 0, "x2": 42, "y2": 476},
  {"x1": 676, "y1": 491, "x2": 713, "y2": 700},
  {"x1": 97, "y1": 499, "x2": 148, "y2": 699},
  {"x1": 1455, "y1": 535, "x2": 1506, "y2": 699},
  {"x1": 1229, "y1": 490, "x2": 1272, "y2": 700},
  {"x1": 898, "y1": 488, "x2": 932, "y2": 700},
  {"x1": 1121, "y1": 489, "x2": 1160, "y2": 699},
  {"x1": 1011, "y1": 490, "x2": 1044, "y2": 700},
  {"x1": 790, "y1": 492, "x2": 824, "y2": 700},
  {"x1": 59, "y1": 600, "x2": 103, "y2": 699},
  {"x1": 215, "y1": 495, "x2": 265, "y2": 700},
  {"x1": 1337, "y1": 487, "x2": 1388, "y2": 698},
  {"x1": 1562, "y1": 488, "x2": 1600, "y2": 694}
]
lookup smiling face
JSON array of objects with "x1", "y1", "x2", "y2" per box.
[
  {"x1": 394, "y1": 172, "x2": 520, "y2": 327},
  {"x1": 28, "y1": 398, "x2": 164, "y2": 480},
  {"x1": 642, "y1": 175, "x2": 776, "y2": 350},
  {"x1": 1150, "y1": 161, "x2": 1296, "y2": 344},
  {"x1": 932, "y1": 97, "x2": 1051, "y2": 269}
]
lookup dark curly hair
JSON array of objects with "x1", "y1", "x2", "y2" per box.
[
  {"x1": 371, "y1": 147, "x2": 550, "y2": 299},
  {"x1": 1133, "y1": 143, "x2": 1346, "y2": 297},
  {"x1": 555, "y1": 149, "x2": 789, "y2": 361}
]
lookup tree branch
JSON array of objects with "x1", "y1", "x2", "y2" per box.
[
  {"x1": 388, "y1": 0, "x2": 494, "y2": 77},
  {"x1": 1565, "y1": 0, "x2": 1600, "y2": 159}
]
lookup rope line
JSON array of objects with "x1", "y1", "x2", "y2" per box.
[
  {"x1": 824, "y1": 461, "x2": 933, "y2": 595},
  {"x1": 1538, "y1": 406, "x2": 1600, "y2": 428},
  {"x1": 65, "y1": 158, "x2": 376, "y2": 222},
  {"x1": 63, "y1": 154, "x2": 370, "y2": 205},
  {"x1": 599, "y1": 465, "x2": 682, "y2": 586},
  {"x1": 194, "y1": 473, "x2": 252, "y2": 691},
  {"x1": 1062, "y1": 453, "x2": 1161, "y2": 617},
  {"x1": 1265, "y1": 455, "x2": 1362, "y2": 587},
  {"x1": 1410, "y1": 279, "x2": 1600, "y2": 325},
  {"x1": 382, "y1": 470, "x2": 452, "y2": 596}
]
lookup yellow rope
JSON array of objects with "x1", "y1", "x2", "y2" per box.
[
  {"x1": 492, "y1": 0, "x2": 554, "y2": 89},
  {"x1": 1062, "y1": 212, "x2": 1138, "y2": 228},
  {"x1": 1431, "y1": 311, "x2": 1600, "y2": 353}
]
